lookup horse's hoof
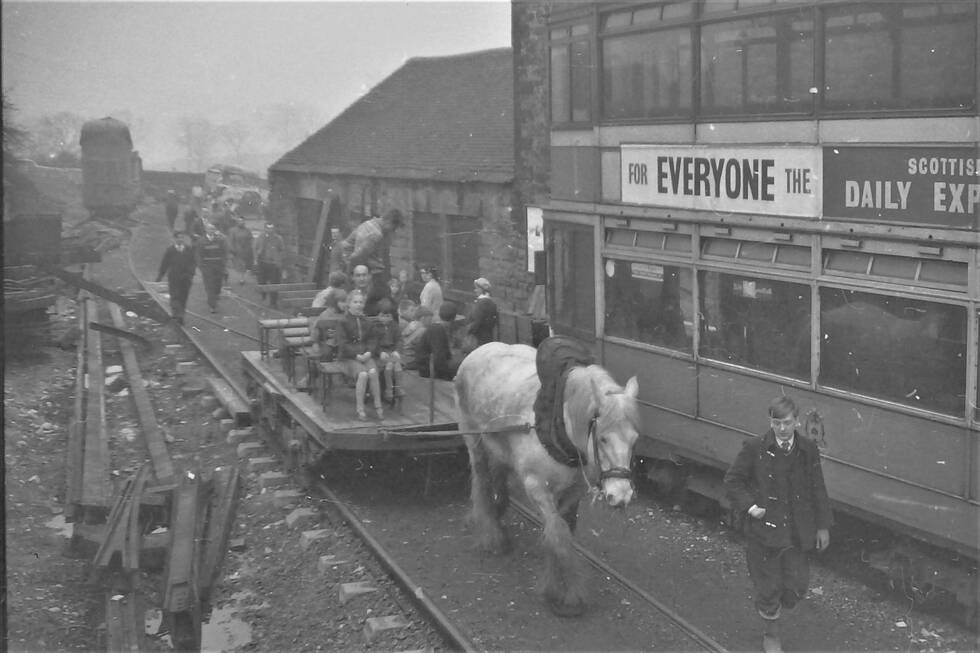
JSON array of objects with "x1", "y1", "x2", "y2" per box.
[{"x1": 547, "y1": 597, "x2": 585, "y2": 618}]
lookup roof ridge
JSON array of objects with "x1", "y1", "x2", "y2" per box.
[{"x1": 403, "y1": 46, "x2": 512, "y2": 64}]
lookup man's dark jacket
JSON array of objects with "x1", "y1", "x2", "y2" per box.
[
  {"x1": 724, "y1": 429, "x2": 832, "y2": 551},
  {"x1": 156, "y1": 245, "x2": 197, "y2": 283}
]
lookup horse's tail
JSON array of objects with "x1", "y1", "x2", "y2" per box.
[{"x1": 453, "y1": 361, "x2": 469, "y2": 423}]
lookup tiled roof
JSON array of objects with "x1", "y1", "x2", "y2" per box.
[{"x1": 271, "y1": 48, "x2": 514, "y2": 184}]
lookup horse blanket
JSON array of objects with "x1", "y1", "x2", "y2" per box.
[{"x1": 532, "y1": 336, "x2": 595, "y2": 467}]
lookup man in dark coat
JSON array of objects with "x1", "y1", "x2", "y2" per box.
[
  {"x1": 724, "y1": 395, "x2": 832, "y2": 653},
  {"x1": 156, "y1": 231, "x2": 197, "y2": 325},
  {"x1": 195, "y1": 223, "x2": 228, "y2": 313}
]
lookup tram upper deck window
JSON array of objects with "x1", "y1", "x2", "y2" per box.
[
  {"x1": 698, "y1": 271, "x2": 810, "y2": 379},
  {"x1": 604, "y1": 259, "x2": 694, "y2": 352},
  {"x1": 700, "y1": 10, "x2": 813, "y2": 116},
  {"x1": 823, "y1": 2, "x2": 977, "y2": 112},
  {"x1": 601, "y1": 27, "x2": 693, "y2": 120},
  {"x1": 819, "y1": 288, "x2": 967, "y2": 416},
  {"x1": 548, "y1": 222, "x2": 596, "y2": 337},
  {"x1": 551, "y1": 23, "x2": 591, "y2": 124}
]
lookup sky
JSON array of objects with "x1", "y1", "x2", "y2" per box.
[{"x1": 2, "y1": 0, "x2": 512, "y2": 170}]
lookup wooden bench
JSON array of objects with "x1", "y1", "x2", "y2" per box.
[
  {"x1": 257, "y1": 317, "x2": 309, "y2": 359},
  {"x1": 279, "y1": 327, "x2": 314, "y2": 383}
]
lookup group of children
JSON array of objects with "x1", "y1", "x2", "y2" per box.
[{"x1": 306, "y1": 271, "x2": 462, "y2": 421}]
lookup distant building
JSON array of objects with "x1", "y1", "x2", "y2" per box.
[{"x1": 268, "y1": 47, "x2": 541, "y2": 314}]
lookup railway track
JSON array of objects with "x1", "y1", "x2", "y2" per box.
[{"x1": 123, "y1": 218, "x2": 732, "y2": 651}]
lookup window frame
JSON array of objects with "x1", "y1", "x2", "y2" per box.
[
  {"x1": 571, "y1": 0, "x2": 979, "y2": 125},
  {"x1": 550, "y1": 19, "x2": 595, "y2": 129}
]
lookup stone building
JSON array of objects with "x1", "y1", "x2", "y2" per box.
[{"x1": 267, "y1": 47, "x2": 539, "y2": 315}]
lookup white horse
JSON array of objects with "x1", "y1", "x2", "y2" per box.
[{"x1": 455, "y1": 340, "x2": 640, "y2": 616}]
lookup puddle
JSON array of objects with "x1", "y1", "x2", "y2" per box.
[
  {"x1": 44, "y1": 515, "x2": 73, "y2": 538},
  {"x1": 201, "y1": 605, "x2": 253, "y2": 652},
  {"x1": 200, "y1": 590, "x2": 265, "y2": 652}
]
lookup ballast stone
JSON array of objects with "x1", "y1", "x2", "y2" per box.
[
  {"x1": 226, "y1": 428, "x2": 255, "y2": 446},
  {"x1": 339, "y1": 581, "x2": 377, "y2": 605},
  {"x1": 317, "y1": 554, "x2": 351, "y2": 573},
  {"x1": 299, "y1": 529, "x2": 330, "y2": 550},
  {"x1": 236, "y1": 442, "x2": 263, "y2": 458},
  {"x1": 285, "y1": 507, "x2": 318, "y2": 530},
  {"x1": 273, "y1": 489, "x2": 302, "y2": 508},
  {"x1": 258, "y1": 471, "x2": 290, "y2": 490},
  {"x1": 247, "y1": 456, "x2": 277, "y2": 474},
  {"x1": 363, "y1": 615, "x2": 410, "y2": 644}
]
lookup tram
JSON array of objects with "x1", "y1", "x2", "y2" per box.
[
  {"x1": 80, "y1": 116, "x2": 142, "y2": 220},
  {"x1": 542, "y1": 0, "x2": 978, "y2": 617}
]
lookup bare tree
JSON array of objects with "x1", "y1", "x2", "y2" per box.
[
  {"x1": 30, "y1": 111, "x2": 84, "y2": 163},
  {"x1": 175, "y1": 116, "x2": 217, "y2": 172},
  {"x1": 220, "y1": 120, "x2": 249, "y2": 164},
  {"x1": 2, "y1": 92, "x2": 32, "y2": 160},
  {"x1": 255, "y1": 102, "x2": 322, "y2": 151}
]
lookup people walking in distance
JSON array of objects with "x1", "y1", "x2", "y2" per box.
[
  {"x1": 340, "y1": 208, "x2": 404, "y2": 306},
  {"x1": 164, "y1": 190, "x2": 179, "y2": 231},
  {"x1": 466, "y1": 277, "x2": 498, "y2": 349},
  {"x1": 336, "y1": 289, "x2": 384, "y2": 421},
  {"x1": 254, "y1": 222, "x2": 286, "y2": 306},
  {"x1": 724, "y1": 395, "x2": 832, "y2": 653},
  {"x1": 374, "y1": 298, "x2": 405, "y2": 402},
  {"x1": 418, "y1": 264, "x2": 443, "y2": 320},
  {"x1": 227, "y1": 217, "x2": 254, "y2": 285},
  {"x1": 312, "y1": 270, "x2": 350, "y2": 308},
  {"x1": 156, "y1": 231, "x2": 197, "y2": 326},
  {"x1": 183, "y1": 209, "x2": 206, "y2": 240},
  {"x1": 195, "y1": 223, "x2": 227, "y2": 314},
  {"x1": 417, "y1": 301, "x2": 459, "y2": 381}
]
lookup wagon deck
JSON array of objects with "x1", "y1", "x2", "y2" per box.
[{"x1": 241, "y1": 350, "x2": 464, "y2": 454}]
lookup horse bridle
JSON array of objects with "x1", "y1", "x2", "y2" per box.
[{"x1": 584, "y1": 414, "x2": 633, "y2": 489}]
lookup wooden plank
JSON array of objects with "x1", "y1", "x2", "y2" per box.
[
  {"x1": 278, "y1": 289, "x2": 320, "y2": 301},
  {"x1": 307, "y1": 201, "x2": 331, "y2": 284},
  {"x1": 163, "y1": 474, "x2": 202, "y2": 651},
  {"x1": 198, "y1": 467, "x2": 242, "y2": 606},
  {"x1": 65, "y1": 300, "x2": 88, "y2": 521},
  {"x1": 255, "y1": 282, "x2": 316, "y2": 293},
  {"x1": 81, "y1": 298, "x2": 110, "y2": 515},
  {"x1": 108, "y1": 303, "x2": 176, "y2": 485},
  {"x1": 205, "y1": 376, "x2": 251, "y2": 427},
  {"x1": 105, "y1": 592, "x2": 140, "y2": 652},
  {"x1": 40, "y1": 263, "x2": 171, "y2": 323},
  {"x1": 89, "y1": 320, "x2": 152, "y2": 349}
]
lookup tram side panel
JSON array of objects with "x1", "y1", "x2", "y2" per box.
[{"x1": 601, "y1": 340, "x2": 979, "y2": 560}]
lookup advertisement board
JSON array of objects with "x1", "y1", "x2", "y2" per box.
[
  {"x1": 822, "y1": 146, "x2": 979, "y2": 229},
  {"x1": 621, "y1": 145, "x2": 821, "y2": 218}
]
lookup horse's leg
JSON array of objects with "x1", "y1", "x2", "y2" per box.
[
  {"x1": 463, "y1": 435, "x2": 509, "y2": 554},
  {"x1": 524, "y1": 478, "x2": 587, "y2": 617},
  {"x1": 557, "y1": 492, "x2": 582, "y2": 534},
  {"x1": 490, "y1": 460, "x2": 510, "y2": 520}
]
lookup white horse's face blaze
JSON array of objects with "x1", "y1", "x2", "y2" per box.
[{"x1": 594, "y1": 376, "x2": 640, "y2": 507}]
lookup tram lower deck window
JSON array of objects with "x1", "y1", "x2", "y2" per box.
[
  {"x1": 698, "y1": 271, "x2": 810, "y2": 379},
  {"x1": 604, "y1": 260, "x2": 693, "y2": 352},
  {"x1": 819, "y1": 288, "x2": 967, "y2": 415}
]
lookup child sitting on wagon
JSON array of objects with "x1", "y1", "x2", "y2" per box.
[
  {"x1": 309, "y1": 287, "x2": 347, "y2": 360},
  {"x1": 374, "y1": 298, "x2": 406, "y2": 402},
  {"x1": 336, "y1": 289, "x2": 384, "y2": 421}
]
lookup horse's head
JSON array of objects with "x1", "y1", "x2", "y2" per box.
[{"x1": 589, "y1": 375, "x2": 640, "y2": 508}]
